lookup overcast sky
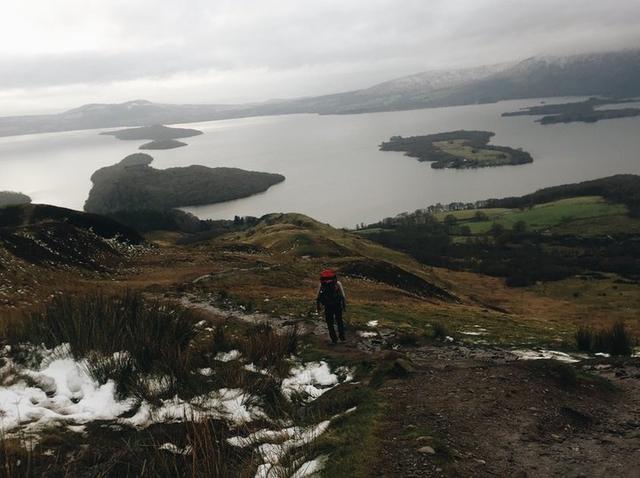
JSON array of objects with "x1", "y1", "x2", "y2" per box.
[{"x1": 1, "y1": 0, "x2": 639, "y2": 115}]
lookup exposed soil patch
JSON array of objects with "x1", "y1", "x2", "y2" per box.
[
  {"x1": 373, "y1": 345, "x2": 640, "y2": 477},
  {"x1": 339, "y1": 260, "x2": 457, "y2": 302}
]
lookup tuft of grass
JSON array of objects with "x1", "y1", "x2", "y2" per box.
[
  {"x1": 575, "y1": 326, "x2": 593, "y2": 352},
  {"x1": 212, "y1": 324, "x2": 232, "y2": 352},
  {"x1": 0, "y1": 437, "x2": 34, "y2": 478},
  {"x1": 6, "y1": 292, "x2": 197, "y2": 369},
  {"x1": 431, "y1": 321, "x2": 450, "y2": 340},
  {"x1": 574, "y1": 321, "x2": 635, "y2": 356},
  {"x1": 3, "y1": 292, "x2": 206, "y2": 401},
  {"x1": 237, "y1": 323, "x2": 299, "y2": 368},
  {"x1": 305, "y1": 387, "x2": 383, "y2": 478}
]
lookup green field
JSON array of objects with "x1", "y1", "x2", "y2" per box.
[
  {"x1": 433, "y1": 139, "x2": 512, "y2": 166},
  {"x1": 436, "y1": 196, "x2": 640, "y2": 235}
]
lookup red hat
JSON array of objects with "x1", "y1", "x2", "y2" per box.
[{"x1": 320, "y1": 269, "x2": 337, "y2": 282}]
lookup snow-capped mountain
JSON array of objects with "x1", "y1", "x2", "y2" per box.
[
  {"x1": 359, "y1": 62, "x2": 514, "y2": 96},
  {"x1": 1, "y1": 49, "x2": 639, "y2": 136}
]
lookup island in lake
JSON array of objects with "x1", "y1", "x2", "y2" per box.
[
  {"x1": 0, "y1": 191, "x2": 32, "y2": 208},
  {"x1": 379, "y1": 130, "x2": 533, "y2": 169},
  {"x1": 502, "y1": 97, "x2": 640, "y2": 124},
  {"x1": 100, "y1": 124, "x2": 203, "y2": 150},
  {"x1": 84, "y1": 153, "x2": 285, "y2": 214},
  {"x1": 139, "y1": 139, "x2": 188, "y2": 150}
]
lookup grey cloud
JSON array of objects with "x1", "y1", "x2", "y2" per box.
[{"x1": 1, "y1": 0, "x2": 639, "y2": 106}]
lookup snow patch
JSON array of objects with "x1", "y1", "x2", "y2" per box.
[
  {"x1": 215, "y1": 350, "x2": 241, "y2": 362},
  {"x1": 159, "y1": 442, "x2": 193, "y2": 455},
  {"x1": 357, "y1": 331, "x2": 378, "y2": 338},
  {"x1": 460, "y1": 331, "x2": 486, "y2": 336},
  {"x1": 281, "y1": 362, "x2": 340, "y2": 401},
  {"x1": 0, "y1": 346, "x2": 264, "y2": 440},
  {"x1": 244, "y1": 363, "x2": 270, "y2": 375},
  {"x1": 229, "y1": 408, "x2": 356, "y2": 478},
  {"x1": 291, "y1": 455, "x2": 329, "y2": 478},
  {"x1": 0, "y1": 354, "x2": 135, "y2": 440},
  {"x1": 511, "y1": 349, "x2": 580, "y2": 363},
  {"x1": 121, "y1": 388, "x2": 264, "y2": 428}
]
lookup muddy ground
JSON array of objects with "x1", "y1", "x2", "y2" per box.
[{"x1": 373, "y1": 344, "x2": 640, "y2": 477}]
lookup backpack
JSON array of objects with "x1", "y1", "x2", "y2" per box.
[{"x1": 318, "y1": 280, "x2": 341, "y2": 307}]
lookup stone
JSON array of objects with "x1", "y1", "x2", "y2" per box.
[
  {"x1": 418, "y1": 446, "x2": 436, "y2": 455},
  {"x1": 391, "y1": 358, "x2": 417, "y2": 377}
]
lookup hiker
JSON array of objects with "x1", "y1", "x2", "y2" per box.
[{"x1": 316, "y1": 269, "x2": 347, "y2": 344}]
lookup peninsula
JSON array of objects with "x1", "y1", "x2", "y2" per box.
[{"x1": 84, "y1": 153, "x2": 285, "y2": 214}]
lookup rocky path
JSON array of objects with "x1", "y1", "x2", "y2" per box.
[
  {"x1": 173, "y1": 290, "x2": 640, "y2": 477},
  {"x1": 374, "y1": 345, "x2": 640, "y2": 477}
]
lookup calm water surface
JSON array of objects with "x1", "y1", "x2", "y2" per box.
[{"x1": 1, "y1": 97, "x2": 639, "y2": 227}]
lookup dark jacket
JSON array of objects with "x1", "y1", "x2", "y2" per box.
[{"x1": 316, "y1": 281, "x2": 347, "y2": 309}]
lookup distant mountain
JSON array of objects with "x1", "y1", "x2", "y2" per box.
[
  {"x1": 281, "y1": 62, "x2": 514, "y2": 114},
  {"x1": 0, "y1": 100, "x2": 255, "y2": 137},
  {"x1": 298, "y1": 49, "x2": 640, "y2": 114},
  {"x1": 0, "y1": 49, "x2": 639, "y2": 137},
  {"x1": 435, "y1": 50, "x2": 640, "y2": 107}
]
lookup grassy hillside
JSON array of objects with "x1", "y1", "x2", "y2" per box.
[
  {"x1": 0, "y1": 204, "x2": 145, "y2": 310},
  {"x1": 167, "y1": 212, "x2": 637, "y2": 344},
  {"x1": 361, "y1": 176, "x2": 640, "y2": 291},
  {"x1": 435, "y1": 196, "x2": 639, "y2": 235},
  {"x1": 1, "y1": 206, "x2": 638, "y2": 477}
]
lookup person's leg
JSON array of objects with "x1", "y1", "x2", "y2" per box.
[
  {"x1": 335, "y1": 308, "x2": 346, "y2": 341},
  {"x1": 324, "y1": 307, "x2": 338, "y2": 343}
]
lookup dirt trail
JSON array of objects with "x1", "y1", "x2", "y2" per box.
[
  {"x1": 171, "y1": 291, "x2": 640, "y2": 477},
  {"x1": 374, "y1": 345, "x2": 640, "y2": 477}
]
